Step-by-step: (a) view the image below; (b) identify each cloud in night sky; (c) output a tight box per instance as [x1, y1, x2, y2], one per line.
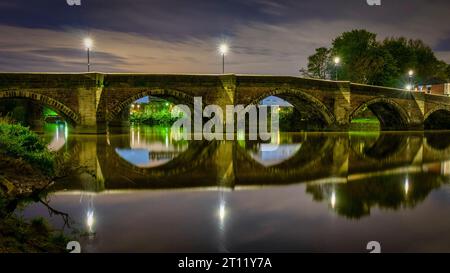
[0, 0, 449, 75]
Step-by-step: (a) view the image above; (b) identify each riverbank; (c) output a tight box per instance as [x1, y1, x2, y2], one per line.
[0, 118, 70, 252]
[0, 191, 69, 253]
[0, 118, 55, 196]
[0, 155, 53, 197]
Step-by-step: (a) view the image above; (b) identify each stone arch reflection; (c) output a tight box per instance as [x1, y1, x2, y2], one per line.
[349, 132, 408, 160]
[113, 126, 189, 168]
[348, 132, 424, 174]
[99, 127, 220, 189]
[236, 133, 341, 185]
[241, 133, 307, 168]
[245, 135, 303, 168]
[240, 133, 338, 169]
[425, 132, 450, 151]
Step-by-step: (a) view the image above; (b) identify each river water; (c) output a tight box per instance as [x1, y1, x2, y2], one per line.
[18, 124, 450, 252]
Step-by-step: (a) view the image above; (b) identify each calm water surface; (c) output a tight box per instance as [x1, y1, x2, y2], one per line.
[20, 124, 450, 252]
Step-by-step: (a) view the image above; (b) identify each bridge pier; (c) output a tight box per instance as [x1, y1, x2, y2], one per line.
[71, 82, 108, 134]
[107, 106, 131, 134]
[330, 82, 352, 131]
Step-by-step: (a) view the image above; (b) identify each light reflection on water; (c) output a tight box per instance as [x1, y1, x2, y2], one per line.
[115, 126, 188, 168]
[19, 126, 450, 252]
[41, 122, 68, 152]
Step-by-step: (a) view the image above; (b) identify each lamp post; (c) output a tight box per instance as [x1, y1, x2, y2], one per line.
[334, 56, 341, 81]
[219, 43, 228, 74]
[84, 38, 93, 72]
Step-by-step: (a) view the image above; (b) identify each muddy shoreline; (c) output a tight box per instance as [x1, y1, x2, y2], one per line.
[0, 153, 72, 253]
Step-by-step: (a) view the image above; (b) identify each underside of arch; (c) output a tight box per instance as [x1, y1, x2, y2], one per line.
[424, 109, 450, 130]
[107, 89, 194, 122]
[250, 90, 336, 131]
[0, 90, 80, 125]
[352, 99, 409, 131]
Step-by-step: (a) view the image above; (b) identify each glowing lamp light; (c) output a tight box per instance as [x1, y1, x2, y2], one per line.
[87, 210, 94, 232]
[334, 56, 341, 65]
[84, 38, 93, 50]
[406, 84, 413, 91]
[219, 203, 226, 219]
[331, 191, 336, 209]
[404, 178, 410, 195]
[408, 70, 414, 77]
[219, 43, 229, 55]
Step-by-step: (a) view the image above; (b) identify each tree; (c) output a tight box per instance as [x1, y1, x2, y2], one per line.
[446, 64, 450, 80]
[382, 38, 449, 85]
[301, 47, 331, 79]
[330, 29, 399, 86]
[364, 46, 399, 86]
[331, 30, 378, 84]
[303, 29, 450, 88]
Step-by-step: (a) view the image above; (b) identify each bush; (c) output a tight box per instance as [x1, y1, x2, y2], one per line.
[130, 109, 181, 126]
[0, 117, 55, 175]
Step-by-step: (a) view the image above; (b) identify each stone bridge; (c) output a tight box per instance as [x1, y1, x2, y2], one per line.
[1, 73, 450, 133]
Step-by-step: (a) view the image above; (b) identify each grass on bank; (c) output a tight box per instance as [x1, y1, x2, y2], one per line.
[0, 117, 55, 175]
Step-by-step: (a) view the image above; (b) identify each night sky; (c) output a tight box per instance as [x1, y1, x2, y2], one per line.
[0, 0, 449, 75]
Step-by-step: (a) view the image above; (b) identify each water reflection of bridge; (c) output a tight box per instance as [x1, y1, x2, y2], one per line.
[51, 130, 450, 193]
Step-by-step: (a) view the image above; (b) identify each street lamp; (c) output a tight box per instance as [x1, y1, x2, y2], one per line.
[84, 38, 93, 72]
[219, 43, 229, 74]
[334, 56, 341, 81]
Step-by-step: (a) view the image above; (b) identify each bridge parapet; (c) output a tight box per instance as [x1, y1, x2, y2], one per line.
[0, 72, 101, 89]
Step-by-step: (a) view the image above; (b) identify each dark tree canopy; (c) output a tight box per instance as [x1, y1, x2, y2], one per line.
[301, 29, 450, 88]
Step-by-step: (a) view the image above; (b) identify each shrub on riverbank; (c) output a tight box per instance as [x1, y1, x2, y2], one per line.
[0, 117, 54, 175]
[0, 118, 71, 253]
[130, 109, 181, 126]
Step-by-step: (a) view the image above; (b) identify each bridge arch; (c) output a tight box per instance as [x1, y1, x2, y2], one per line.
[248, 89, 336, 130]
[0, 90, 81, 125]
[351, 97, 411, 130]
[107, 88, 195, 122]
[424, 107, 450, 130]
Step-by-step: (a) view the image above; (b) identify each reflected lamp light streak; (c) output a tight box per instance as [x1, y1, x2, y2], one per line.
[331, 191, 336, 209]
